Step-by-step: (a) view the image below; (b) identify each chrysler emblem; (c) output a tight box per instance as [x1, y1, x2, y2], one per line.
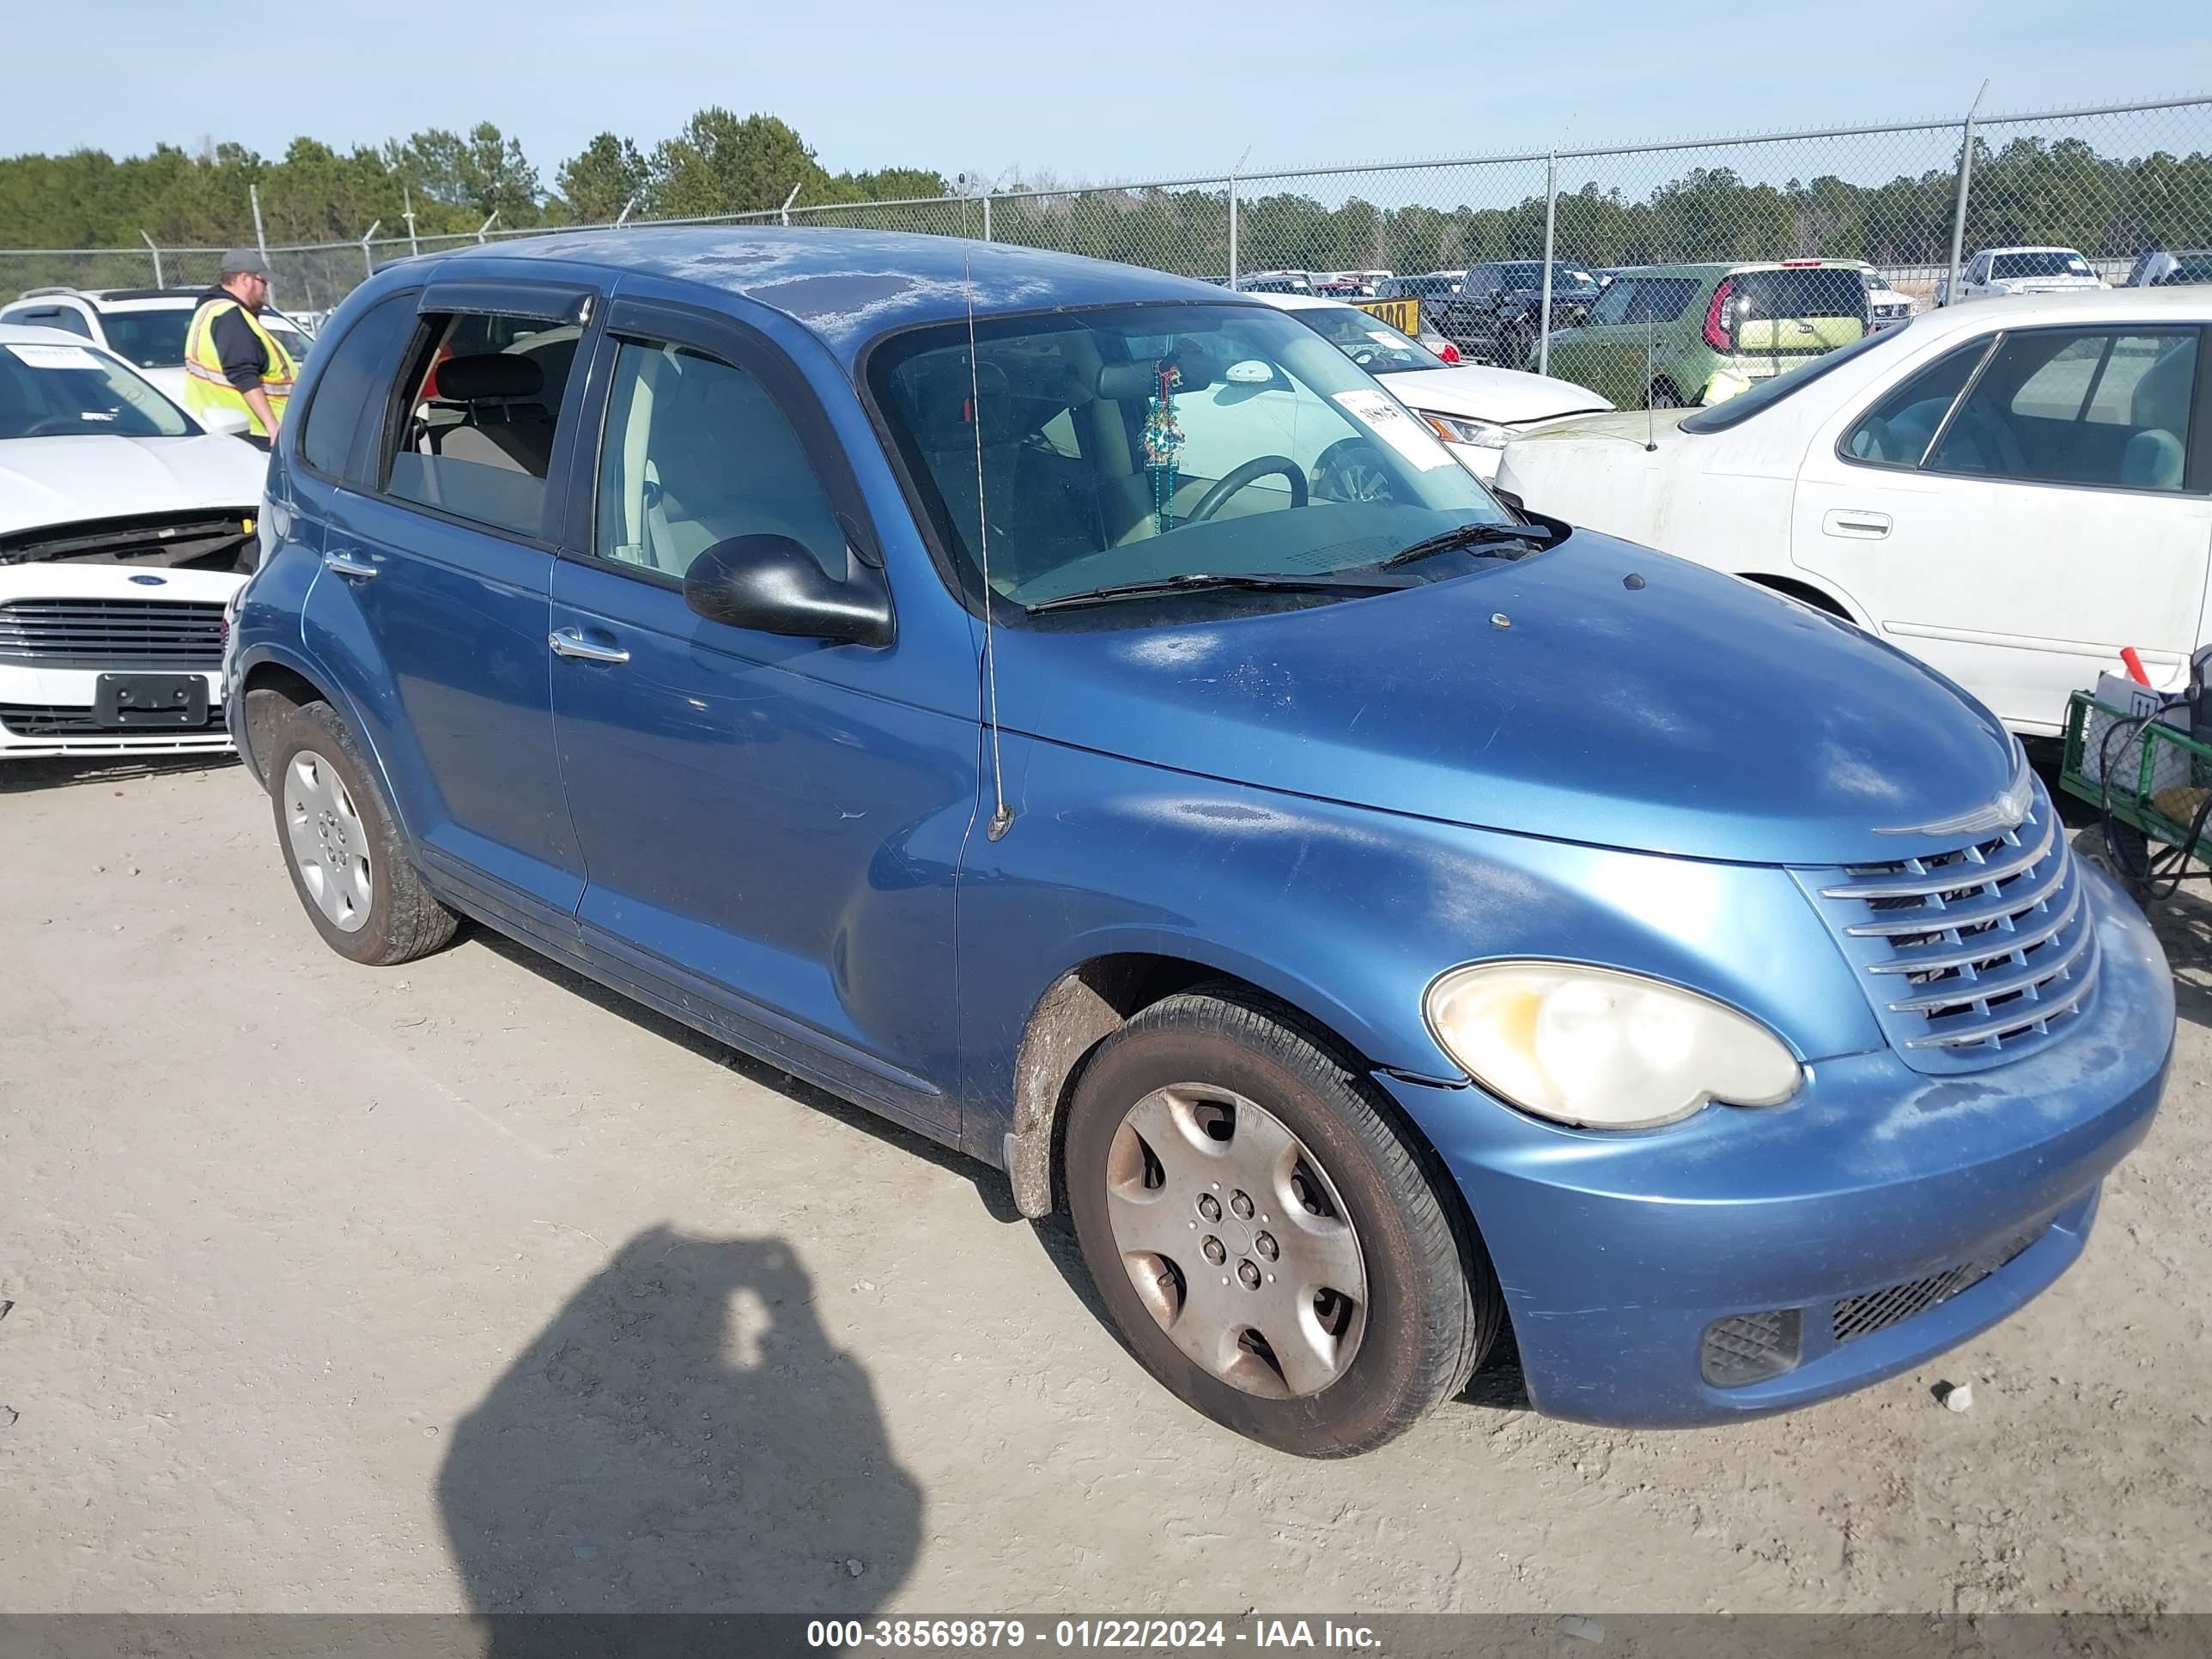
[1874, 739, 2032, 836]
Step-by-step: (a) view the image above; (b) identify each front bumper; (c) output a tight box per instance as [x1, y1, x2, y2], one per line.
[0, 662, 230, 759]
[1388, 862, 2172, 1427]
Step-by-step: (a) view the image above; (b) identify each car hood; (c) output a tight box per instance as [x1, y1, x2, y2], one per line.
[1994, 276, 2104, 292]
[0, 434, 264, 539]
[993, 530, 2016, 866]
[1385, 365, 1613, 427]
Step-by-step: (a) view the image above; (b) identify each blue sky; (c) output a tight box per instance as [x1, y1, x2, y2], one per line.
[5, 2, 2205, 187]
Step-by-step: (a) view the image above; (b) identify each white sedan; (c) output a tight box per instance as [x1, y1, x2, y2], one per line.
[0, 325, 265, 760]
[1249, 290, 1612, 481]
[1494, 287, 2209, 736]
[1938, 246, 2106, 305]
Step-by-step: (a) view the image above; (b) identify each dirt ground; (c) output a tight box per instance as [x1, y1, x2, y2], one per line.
[1, 754, 2207, 1618]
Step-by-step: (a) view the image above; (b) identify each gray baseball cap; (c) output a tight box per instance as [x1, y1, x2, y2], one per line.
[220, 248, 272, 278]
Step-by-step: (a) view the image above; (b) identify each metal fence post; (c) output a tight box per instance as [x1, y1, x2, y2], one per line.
[982, 193, 993, 243]
[1226, 177, 1239, 288]
[1538, 148, 1559, 376]
[1945, 80, 1989, 307]
[249, 184, 270, 271]
[138, 230, 162, 288]
[404, 185, 420, 256]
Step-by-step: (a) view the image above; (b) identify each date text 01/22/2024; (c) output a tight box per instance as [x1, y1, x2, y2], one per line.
[804, 1620, 1382, 1650]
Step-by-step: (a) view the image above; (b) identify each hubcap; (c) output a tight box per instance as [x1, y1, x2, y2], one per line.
[1103, 1084, 1368, 1400]
[283, 749, 374, 933]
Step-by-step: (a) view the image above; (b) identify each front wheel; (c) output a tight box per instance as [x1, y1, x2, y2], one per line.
[268, 699, 459, 965]
[1063, 987, 1500, 1456]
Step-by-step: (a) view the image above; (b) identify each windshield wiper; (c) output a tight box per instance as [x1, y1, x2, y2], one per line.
[1024, 571, 1408, 613]
[1374, 519, 1559, 570]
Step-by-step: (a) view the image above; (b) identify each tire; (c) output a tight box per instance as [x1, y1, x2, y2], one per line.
[267, 699, 458, 965]
[1063, 985, 1500, 1457]
[1649, 379, 1686, 410]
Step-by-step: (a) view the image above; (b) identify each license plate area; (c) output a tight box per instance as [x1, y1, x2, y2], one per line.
[94, 672, 208, 728]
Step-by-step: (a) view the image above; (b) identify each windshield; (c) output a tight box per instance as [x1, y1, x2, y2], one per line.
[98, 307, 193, 368]
[2159, 253, 2212, 285]
[1993, 251, 2092, 280]
[869, 303, 1510, 611]
[0, 340, 190, 439]
[1287, 305, 1441, 375]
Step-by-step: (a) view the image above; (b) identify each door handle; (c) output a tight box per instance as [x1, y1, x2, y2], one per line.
[322, 550, 379, 578]
[550, 627, 629, 665]
[1821, 509, 1892, 540]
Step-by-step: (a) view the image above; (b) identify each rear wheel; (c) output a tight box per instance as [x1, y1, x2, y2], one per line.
[268, 700, 458, 965]
[1649, 378, 1686, 409]
[1064, 986, 1499, 1456]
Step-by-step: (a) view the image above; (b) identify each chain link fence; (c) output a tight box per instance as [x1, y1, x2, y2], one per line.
[5, 92, 2207, 398]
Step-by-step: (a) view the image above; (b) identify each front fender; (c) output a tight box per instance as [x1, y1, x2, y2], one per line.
[957, 734, 1883, 1149]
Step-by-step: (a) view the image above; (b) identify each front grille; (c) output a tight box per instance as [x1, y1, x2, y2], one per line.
[1804, 777, 2098, 1074]
[0, 701, 223, 739]
[0, 599, 226, 667]
[1701, 1308, 1802, 1386]
[1832, 1224, 2047, 1345]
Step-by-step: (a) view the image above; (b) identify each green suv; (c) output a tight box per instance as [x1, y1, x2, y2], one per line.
[1541, 260, 1870, 408]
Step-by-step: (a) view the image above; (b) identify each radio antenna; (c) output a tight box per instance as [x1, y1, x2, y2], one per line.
[1644, 315, 1657, 451]
[965, 252, 1015, 842]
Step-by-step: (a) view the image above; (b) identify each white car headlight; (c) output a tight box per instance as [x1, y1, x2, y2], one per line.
[1425, 963, 1802, 1130]
[1422, 411, 1514, 449]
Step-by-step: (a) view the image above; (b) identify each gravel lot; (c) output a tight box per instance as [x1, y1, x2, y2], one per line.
[2, 754, 2208, 1618]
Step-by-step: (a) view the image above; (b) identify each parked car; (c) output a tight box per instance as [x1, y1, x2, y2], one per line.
[0, 324, 264, 760]
[1937, 246, 2106, 304]
[1850, 263, 1918, 330]
[0, 286, 317, 404]
[1232, 270, 1313, 295]
[1376, 270, 1467, 312]
[227, 229, 2169, 1456]
[2124, 249, 2212, 288]
[1497, 287, 2209, 735]
[1249, 290, 1612, 480]
[1443, 260, 1603, 367]
[1312, 269, 1393, 297]
[1540, 260, 1871, 409]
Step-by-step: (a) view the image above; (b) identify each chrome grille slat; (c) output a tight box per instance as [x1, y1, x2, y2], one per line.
[1884, 912, 2096, 1012]
[1865, 879, 2082, 974]
[1904, 950, 2100, 1048]
[1800, 778, 2099, 1075]
[1820, 810, 2056, 900]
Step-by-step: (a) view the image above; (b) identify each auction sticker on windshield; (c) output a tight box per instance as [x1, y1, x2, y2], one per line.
[1332, 388, 1455, 470]
[7, 343, 104, 371]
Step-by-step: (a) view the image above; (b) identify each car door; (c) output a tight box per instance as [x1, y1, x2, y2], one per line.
[1793, 320, 2212, 733]
[545, 295, 975, 1133]
[302, 276, 600, 928]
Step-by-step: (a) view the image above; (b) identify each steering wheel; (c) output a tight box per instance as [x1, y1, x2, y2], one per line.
[1311, 437, 1399, 504]
[1187, 454, 1308, 523]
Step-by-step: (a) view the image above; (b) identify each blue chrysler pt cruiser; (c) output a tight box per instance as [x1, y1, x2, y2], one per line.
[225, 229, 2172, 1456]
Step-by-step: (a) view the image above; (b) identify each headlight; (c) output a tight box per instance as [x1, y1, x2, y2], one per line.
[1425, 963, 1802, 1129]
[1422, 411, 1514, 449]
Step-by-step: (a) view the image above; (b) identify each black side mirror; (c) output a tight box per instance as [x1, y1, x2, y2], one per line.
[682, 534, 893, 647]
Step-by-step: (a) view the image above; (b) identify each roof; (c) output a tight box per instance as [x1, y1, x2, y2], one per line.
[0, 321, 124, 349]
[417, 228, 1250, 364]
[1872, 283, 2211, 345]
[1971, 246, 2087, 256]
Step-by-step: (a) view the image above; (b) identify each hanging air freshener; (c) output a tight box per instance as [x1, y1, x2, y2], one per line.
[1138, 358, 1184, 534]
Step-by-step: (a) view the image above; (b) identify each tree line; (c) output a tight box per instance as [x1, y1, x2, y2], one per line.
[3, 114, 2205, 286]
[0, 111, 948, 249]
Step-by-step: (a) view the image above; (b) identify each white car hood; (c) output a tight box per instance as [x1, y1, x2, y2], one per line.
[0, 434, 264, 540]
[1994, 276, 2104, 294]
[1382, 364, 1613, 427]
[0, 559, 246, 604]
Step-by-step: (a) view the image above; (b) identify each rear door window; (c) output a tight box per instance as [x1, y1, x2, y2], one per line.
[1924, 326, 2201, 492]
[1587, 276, 1702, 326]
[382, 311, 583, 538]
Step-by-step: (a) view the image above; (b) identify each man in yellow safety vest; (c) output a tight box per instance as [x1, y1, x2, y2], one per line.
[184, 249, 298, 447]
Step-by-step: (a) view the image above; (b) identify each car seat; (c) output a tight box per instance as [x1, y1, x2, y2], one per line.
[2121, 338, 2196, 490]
[428, 354, 555, 477]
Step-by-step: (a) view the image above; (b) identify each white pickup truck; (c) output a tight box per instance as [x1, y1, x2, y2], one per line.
[1937, 246, 2106, 305]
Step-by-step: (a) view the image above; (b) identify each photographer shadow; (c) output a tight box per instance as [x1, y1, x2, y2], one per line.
[439, 1226, 922, 1649]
